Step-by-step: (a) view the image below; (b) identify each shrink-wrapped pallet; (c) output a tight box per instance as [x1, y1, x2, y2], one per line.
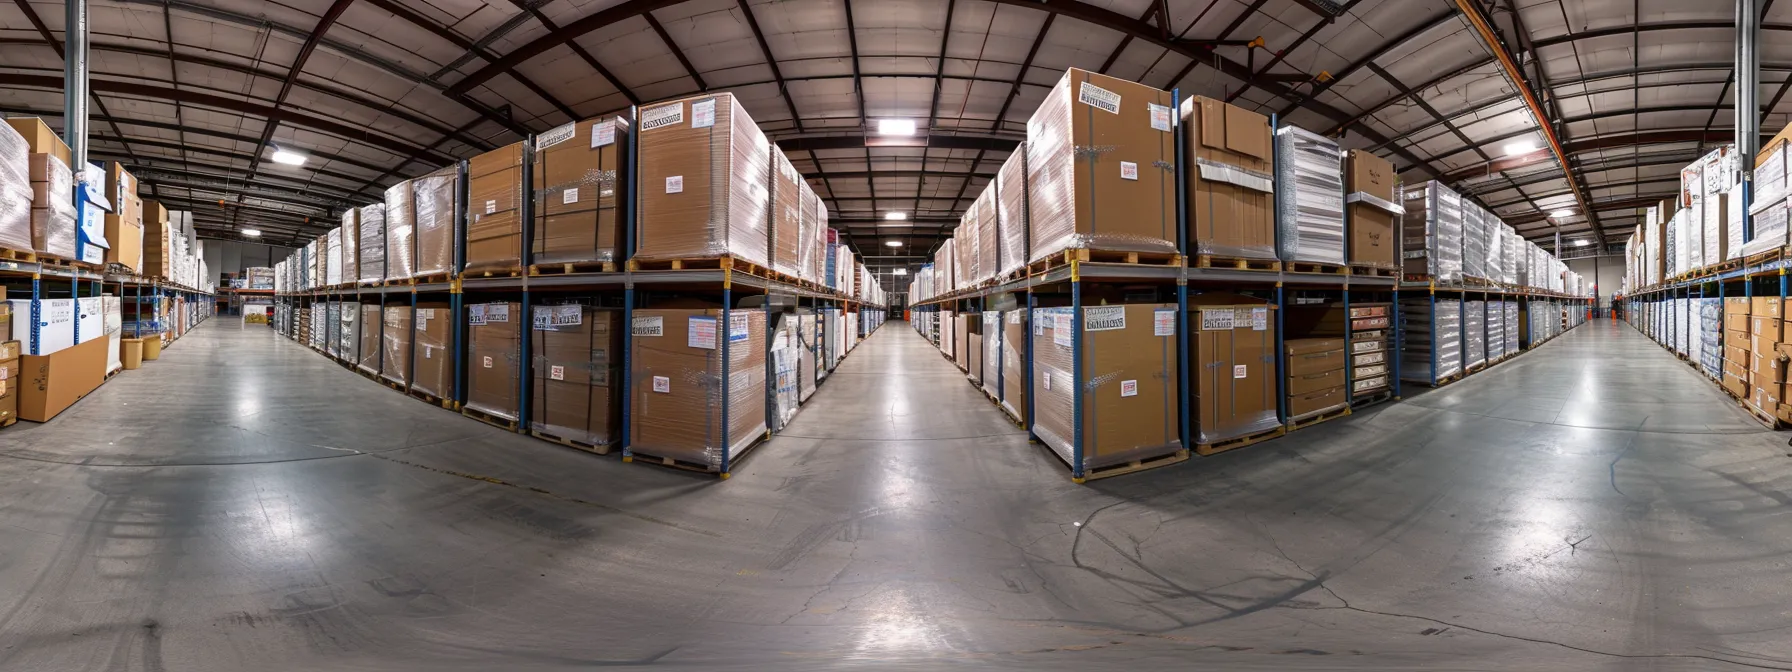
[1462, 204, 1488, 281]
[1464, 300, 1486, 368]
[0, 121, 32, 253]
[1401, 181, 1463, 283]
[1028, 69, 1178, 262]
[358, 204, 385, 284]
[1400, 297, 1461, 383]
[1274, 126, 1344, 265]
[381, 305, 411, 386]
[358, 303, 381, 373]
[635, 93, 771, 268]
[533, 114, 628, 266]
[340, 209, 359, 285]
[467, 302, 521, 420]
[1184, 96, 1275, 259]
[531, 305, 622, 446]
[385, 180, 415, 280]
[996, 146, 1028, 280]
[1189, 295, 1279, 445]
[467, 143, 525, 273]
[414, 165, 459, 277]
[27, 153, 76, 259]
[411, 303, 453, 399]
[1033, 303, 1180, 468]
[629, 308, 767, 469]
[770, 147, 803, 277]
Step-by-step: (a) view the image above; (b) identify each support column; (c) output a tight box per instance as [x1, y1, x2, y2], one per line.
[1739, 0, 1761, 191]
[63, 0, 88, 168]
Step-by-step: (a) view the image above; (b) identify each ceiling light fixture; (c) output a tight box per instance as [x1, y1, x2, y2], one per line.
[884, 211, 908, 221]
[1550, 209, 1573, 218]
[885, 240, 903, 247]
[1503, 140, 1538, 156]
[1574, 239, 1589, 247]
[892, 268, 908, 276]
[242, 228, 262, 237]
[271, 149, 308, 166]
[877, 119, 916, 137]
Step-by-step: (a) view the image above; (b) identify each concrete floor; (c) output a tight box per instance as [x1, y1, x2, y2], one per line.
[2, 318, 1791, 671]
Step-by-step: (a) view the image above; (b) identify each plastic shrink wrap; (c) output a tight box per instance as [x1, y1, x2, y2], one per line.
[1401, 297, 1461, 383]
[358, 303, 381, 372]
[384, 180, 415, 280]
[358, 204, 385, 284]
[635, 94, 771, 268]
[0, 122, 35, 253]
[1189, 294, 1278, 445]
[415, 165, 459, 277]
[996, 146, 1028, 280]
[1033, 303, 1180, 469]
[532, 305, 622, 446]
[467, 302, 521, 420]
[1401, 181, 1463, 283]
[770, 147, 803, 277]
[1028, 69, 1178, 263]
[340, 209, 359, 285]
[1274, 126, 1345, 265]
[381, 305, 411, 385]
[629, 308, 767, 469]
[467, 143, 525, 273]
[411, 303, 453, 399]
[1183, 96, 1274, 259]
[28, 153, 76, 259]
[534, 114, 628, 266]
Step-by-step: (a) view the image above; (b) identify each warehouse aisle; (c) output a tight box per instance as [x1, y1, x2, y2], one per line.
[4, 319, 1792, 670]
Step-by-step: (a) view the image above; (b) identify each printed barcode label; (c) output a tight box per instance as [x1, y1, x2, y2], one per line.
[550, 365, 565, 381]
[562, 188, 579, 204]
[666, 176, 684, 194]
[692, 99, 716, 128]
[1078, 82, 1121, 114]
[641, 103, 684, 131]
[592, 120, 616, 147]
[1200, 309, 1234, 330]
[1121, 162, 1138, 180]
[1148, 103, 1172, 132]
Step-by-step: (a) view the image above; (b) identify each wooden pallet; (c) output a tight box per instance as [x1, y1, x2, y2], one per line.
[628, 256, 770, 277]
[625, 432, 768, 478]
[1027, 248, 1181, 275]
[1287, 405, 1351, 431]
[530, 429, 616, 456]
[1195, 426, 1286, 457]
[0, 247, 36, 263]
[1286, 261, 1348, 276]
[415, 272, 453, 285]
[1192, 254, 1280, 272]
[529, 260, 618, 276]
[465, 267, 523, 278]
[462, 406, 520, 431]
[409, 387, 455, 410]
[1084, 448, 1189, 481]
[1741, 398, 1783, 429]
[1349, 264, 1397, 278]
[1350, 390, 1394, 408]
[1745, 248, 1784, 268]
[379, 376, 408, 393]
[1705, 259, 1743, 275]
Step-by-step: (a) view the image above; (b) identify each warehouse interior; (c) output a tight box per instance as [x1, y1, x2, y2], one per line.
[3, 0, 1792, 669]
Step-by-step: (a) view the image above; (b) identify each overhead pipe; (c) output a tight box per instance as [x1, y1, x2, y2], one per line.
[63, 0, 87, 168]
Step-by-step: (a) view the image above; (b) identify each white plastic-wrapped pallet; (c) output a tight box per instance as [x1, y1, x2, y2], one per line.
[1274, 126, 1345, 265]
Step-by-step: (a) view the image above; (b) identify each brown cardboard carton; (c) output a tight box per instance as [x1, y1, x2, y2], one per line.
[1753, 315, 1781, 338]
[1286, 347, 1345, 377]
[1752, 349, 1789, 384]
[534, 114, 629, 266]
[411, 303, 453, 399]
[1726, 344, 1751, 367]
[467, 143, 525, 273]
[630, 307, 767, 468]
[103, 214, 142, 272]
[1183, 96, 1275, 260]
[1345, 150, 1397, 269]
[1026, 69, 1178, 263]
[385, 180, 416, 280]
[1726, 312, 1751, 333]
[1753, 384, 1781, 413]
[1285, 337, 1344, 355]
[977, 187, 999, 283]
[967, 326, 984, 385]
[1724, 371, 1750, 397]
[532, 305, 622, 446]
[1001, 309, 1028, 424]
[0, 340, 17, 360]
[1752, 332, 1779, 357]
[1726, 296, 1751, 313]
[414, 166, 458, 278]
[19, 335, 106, 422]
[358, 303, 382, 374]
[0, 388, 13, 424]
[1724, 354, 1751, 380]
[1754, 296, 1783, 319]
[635, 93, 772, 268]
[1190, 293, 1279, 445]
[5, 118, 69, 166]
[340, 208, 359, 285]
[1289, 369, 1346, 396]
[1289, 386, 1346, 418]
[954, 312, 971, 372]
[1033, 303, 1180, 470]
[467, 302, 521, 420]
[380, 305, 412, 386]
[769, 148, 804, 277]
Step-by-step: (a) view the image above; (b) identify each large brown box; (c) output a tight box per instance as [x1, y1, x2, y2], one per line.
[953, 312, 971, 372]
[1289, 369, 1346, 396]
[534, 114, 629, 266]
[1026, 69, 1178, 263]
[358, 303, 382, 374]
[1001, 309, 1028, 424]
[466, 302, 521, 420]
[1033, 303, 1180, 471]
[769, 148, 804, 277]
[532, 305, 622, 446]
[1725, 344, 1751, 368]
[635, 93, 772, 268]
[467, 143, 525, 273]
[1752, 350, 1788, 384]
[411, 302, 453, 399]
[1191, 294, 1279, 445]
[964, 313, 983, 385]
[1752, 333, 1779, 358]
[1754, 296, 1783, 319]
[140, 200, 172, 279]
[380, 305, 412, 386]
[385, 180, 416, 281]
[103, 214, 142, 273]
[415, 166, 458, 277]
[1284, 338, 1345, 377]
[977, 187, 999, 285]
[1345, 149, 1398, 269]
[1182, 96, 1275, 260]
[1289, 386, 1346, 418]
[630, 307, 767, 469]
[1726, 312, 1751, 333]
[1752, 315, 1780, 338]
[1724, 371, 1750, 397]
[19, 335, 106, 422]
[1727, 296, 1752, 313]
[5, 118, 69, 166]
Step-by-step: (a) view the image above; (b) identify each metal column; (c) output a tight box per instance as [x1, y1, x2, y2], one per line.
[64, 0, 89, 168]
[1741, 0, 1762, 238]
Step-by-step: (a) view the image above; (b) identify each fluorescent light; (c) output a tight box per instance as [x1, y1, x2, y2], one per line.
[242, 228, 262, 237]
[892, 268, 908, 276]
[1503, 140, 1538, 156]
[877, 119, 916, 137]
[884, 211, 908, 221]
[271, 149, 308, 166]
[1550, 209, 1573, 218]
[885, 240, 903, 247]
[1575, 239, 1589, 246]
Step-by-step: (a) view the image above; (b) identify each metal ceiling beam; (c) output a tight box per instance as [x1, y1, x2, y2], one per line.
[9, 0, 143, 166]
[643, 11, 706, 91]
[1443, 129, 1740, 181]
[735, 0, 803, 131]
[1484, 176, 1682, 211]
[504, 0, 638, 107]
[993, 14, 1055, 134]
[773, 134, 1019, 153]
[1453, 0, 1602, 245]
[807, 169, 994, 181]
[361, 0, 578, 121]
[1275, 10, 1459, 117]
[1504, 194, 1669, 227]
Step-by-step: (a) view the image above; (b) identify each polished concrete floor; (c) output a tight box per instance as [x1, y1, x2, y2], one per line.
[3, 318, 1791, 670]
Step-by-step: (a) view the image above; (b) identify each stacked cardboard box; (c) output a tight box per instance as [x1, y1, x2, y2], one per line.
[533, 114, 628, 267]
[628, 307, 767, 469]
[358, 303, 381, 374]
[414, 165, 458, 278]
[467, 302, 521, 420]
[531, 304, 622, 446]
[1183, 96, 1275, 260]
[976, 187, 998, 285]
[385, 180, 415, 281]
[981, 309, 1001, 402]
[358, 203, 385, 284]
[995, 145, 1028, 280]
[1286, 338, 1346, 419]
[1400, 297, 1462, 384]
[770, 148, 804, 278]
[1749, 132, 1791, 258]
[1401, 181, 1464, 283]
[411, 303, 453, 400]
[1748, 297, 1787, 417]
[380, 305, 412, 386]
[103, 162, 142, 272]
[0, 122, 31, 254]
[1033, 303, 1180, 469]
[1346, 304, 1391, 395]
[16, 119, 77, 260]
[466, 143, 525, 273]
[1027, 69, 1178, 263]
[0, 338, 16, 424]
[1000, 309, 1027, 424]
[634, 93, 772, 268]
[962, 313, 982, 383]
[140, 200, 172, 279]
[340, 208, 359, 285]
[1190, 295, 1278, 446]
[1345, 150, 1398, 270]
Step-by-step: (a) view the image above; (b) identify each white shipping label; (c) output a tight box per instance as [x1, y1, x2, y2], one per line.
[1120, 162, 1138, 181]
[554, 304, 582, 326]
[1120, 380, 1138, 397]
[592, 120, 616, 147]
[689, 316, 718, 349]
[632, 316, 664, 336]
[424, 347, 433, 359]
[1148, 103, 1172, 132]
[550, 365, 565, 381]
[1200, 308, 1235, 330]
[482, 356, 493, 368]
[484, 200, 496, 215]
[537, 121, 576, 149]
[1010, 312, 1021, 324]
[1084, 306, 1126, 331]
[730, 314, 750, 341]
[666, 176, 684, 194]
[562, 188, 579, 204]
[1356, 350, 1385, 365]
[1251, 307, 1268, 331]
[641, 103, 684, 131]
[1233, 364, 1248, 379]
[692, 99, 716, 128]
[652, 375, 670, 393]
[1154, 308, 1176, 336]
[1078, 81, 1121, 114]
[1043, 371, 1051, 391]
[485, 304, 510, 323]
[1053, 315, 1072, 346]
[468, 304, 487, 326]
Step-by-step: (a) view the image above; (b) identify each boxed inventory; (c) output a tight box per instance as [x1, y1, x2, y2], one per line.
[1402, 181, 1464, 283]
[467, 302, 522, 420]
[1001, 309, 1027, 423]
[466, 143, 525, 273]
[411, 303, 453, 400]
[0, 121, 34, 254]
[635, 93, 772, 268]
[27, 152, 76, 260]
[414, 166, 458, 278]
[340, 209, 359, 285]
[1285, 337, 1346, 419]
[1189, 294, 1279, 445]
[1183, 96, 1275, 259]
[1400, 297, 1462, 384]
[381, 305, 412, 386]
[981, 310, 1001, 402]
[629, 307, 767, 468]
[103, 162, 142, 272]
[1027, 69, 1178, 263]
[1345, 150, 1399, 269]
[19, 335, 107, 422]
[532, 304, 622, 446]
[534, 114, 629, 267]
[1033, 303, 1181, 470]
[995, 146, 1028, 280]
[358, 303, 381, 373]
[770, 148, 804, 278]
[358, 204, 386, 284]
[1274, 126, 1345, 265]
[385, 180, 415, 280]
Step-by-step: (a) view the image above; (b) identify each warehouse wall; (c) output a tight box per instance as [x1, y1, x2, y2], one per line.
[1566, 255, 1622, 306]
[201, 240, 296, 283]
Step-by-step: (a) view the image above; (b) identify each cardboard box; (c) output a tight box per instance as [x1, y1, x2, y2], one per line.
[1724, 371, 1750, 397]
[141, 200, 172, 279]
[1345, 149, 1397, 269]
[0, 339, 17, 360]
[1752, 350, 1789, 384]
[1285, 339, 1345, 377]
[1289, 386, 1346, 418]
[1754, 296, 1783, 319]
[103, 214, 142, 272]
[1190, 294, 1278, 444]
[358, 303, 382, 373]
[414, 166, 458, 278]
[5, 118, 70, 166]
[531, 305, 622, 446]
[385, 180, 416, 281]
[1726, 344, 1751, 368]
[19, 334, 107, 422]
[466, 143, 525, 273]
[770, 148, 804, 278]
[1752, 333, 1780, 357]
[466, 302, 521, 420]
[1753, 315, 1781, 338]
[1289, 369, 1345, 396]
[357, 204, 385, 284]
[1001, 309, 1027, 424]
[534, 114, 629, 266]
[1033, 303, 1180, 469]
[410, 303, 453, 399]
[1025, 69, 1178, 263]
[1183, 95, 1274, 260]
[962, 313, 983, 384]
[1726, 312, 1751, 333]
[629, 306, 768, 468]
[1726, 296, 1751, 313]
[380, 305, 412, 386]
[1753, 385, 1781, 414]
[635, 93, 772, 268]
